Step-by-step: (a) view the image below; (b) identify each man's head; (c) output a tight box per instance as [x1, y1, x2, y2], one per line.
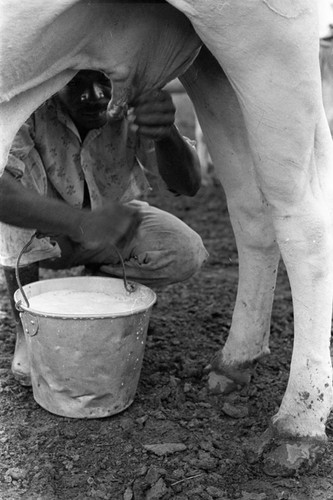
[57, 70, 112, 132]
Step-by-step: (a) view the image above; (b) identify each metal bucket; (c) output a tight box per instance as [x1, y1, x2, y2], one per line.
[14, 276, 156, 418]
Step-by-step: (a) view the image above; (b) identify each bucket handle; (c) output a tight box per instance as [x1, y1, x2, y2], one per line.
[15, 231, 136, 311]
[15, 232, 36, 310]
[109, 245, 136, 294]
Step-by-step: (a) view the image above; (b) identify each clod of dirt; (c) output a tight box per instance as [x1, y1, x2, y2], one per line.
[123, 486, 133, 500]
[240, 492, 267, 500]
[222, 401, 249, 419]
[5, 467, 27, 480]
[143, 443, 187, 456]
[145, 477, 168, 500]
[206, 485, 229, 498]
[145, 465, 167, 485]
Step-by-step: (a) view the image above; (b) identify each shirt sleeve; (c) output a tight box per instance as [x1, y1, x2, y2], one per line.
[5, 116, 48, 195]
[6, 116, 38, 179]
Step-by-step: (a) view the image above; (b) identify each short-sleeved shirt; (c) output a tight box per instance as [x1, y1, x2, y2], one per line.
[5, 95, 151, 208]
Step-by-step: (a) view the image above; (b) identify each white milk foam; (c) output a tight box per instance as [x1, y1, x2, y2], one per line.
[28, 289, 143, 315]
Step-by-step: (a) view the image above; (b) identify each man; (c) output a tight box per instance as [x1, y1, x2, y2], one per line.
[0, 70, 208, 385]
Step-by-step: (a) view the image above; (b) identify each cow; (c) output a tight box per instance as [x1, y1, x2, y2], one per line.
[191, 0, 333, 183]
[0, 0, 332, 476]
[320, 33, 333, 136]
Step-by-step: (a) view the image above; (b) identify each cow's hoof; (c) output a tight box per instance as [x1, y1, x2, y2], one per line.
[247, 426, 327, 477]
[263, 440, 326, 476]
[206, 357, 254, 395]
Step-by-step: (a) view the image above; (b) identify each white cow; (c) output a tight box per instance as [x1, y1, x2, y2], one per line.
[1, 0, 332, 476]
[196, 0, 333, 180]
[318, 0, 333, 38]
[320, 34, 333, 136]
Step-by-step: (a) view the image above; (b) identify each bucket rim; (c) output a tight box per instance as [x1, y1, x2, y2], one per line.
[14, 276, 157, 318]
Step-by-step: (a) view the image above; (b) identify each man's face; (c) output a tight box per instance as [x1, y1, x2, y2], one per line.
[58, 70, 112, 131]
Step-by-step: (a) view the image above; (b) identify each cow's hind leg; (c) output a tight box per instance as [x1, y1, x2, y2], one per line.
[182, 50, 281, 394]
[177, 0, 333, 474]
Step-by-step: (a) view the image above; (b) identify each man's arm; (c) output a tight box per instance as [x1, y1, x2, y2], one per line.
[129, 90, 202, 196]
[0, 171, 82, 237]
[154, 124, 201, 196]
[0, 172, 141, 250]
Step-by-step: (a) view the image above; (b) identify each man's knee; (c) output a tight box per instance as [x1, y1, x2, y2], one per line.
[101, 226, 208, 287]
[144, 225, 208, 284]
[99, 206, 209, 287]
[173, 229, 209, 281]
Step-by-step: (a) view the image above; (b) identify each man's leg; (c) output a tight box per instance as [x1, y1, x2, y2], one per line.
[46, 201, 208, 286]
[1, 235, 81, 386]
[0, 225, 62, 386]
[38, 201, 208, 287]
[98, 201, 209, 288]
[2, 263, 39, 385]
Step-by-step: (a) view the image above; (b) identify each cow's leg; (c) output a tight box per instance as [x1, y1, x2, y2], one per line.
[181, 50, 280, 394]
[174, 0, 333, 474]
[320, 39, 333, 136]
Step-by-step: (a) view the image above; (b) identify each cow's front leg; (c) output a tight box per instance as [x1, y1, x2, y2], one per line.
[178, 0, 333, 474]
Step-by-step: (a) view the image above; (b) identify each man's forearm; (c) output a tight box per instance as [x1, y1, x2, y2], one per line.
[0, 172, 83, 240]
[0, 172, 142, 251]
[155, 125, 202, 196]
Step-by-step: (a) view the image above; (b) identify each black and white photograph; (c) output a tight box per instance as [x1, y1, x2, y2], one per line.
[0, 1, 333, 499]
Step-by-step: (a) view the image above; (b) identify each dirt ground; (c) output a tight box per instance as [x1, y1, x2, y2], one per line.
[0, 95, 333, 500]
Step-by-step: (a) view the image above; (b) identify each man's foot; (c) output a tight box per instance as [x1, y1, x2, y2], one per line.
[11, 328, 31, 386]
[3, 265, 36, 387]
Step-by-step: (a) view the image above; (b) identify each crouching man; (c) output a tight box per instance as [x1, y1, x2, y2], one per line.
[0, 70, 208, 385]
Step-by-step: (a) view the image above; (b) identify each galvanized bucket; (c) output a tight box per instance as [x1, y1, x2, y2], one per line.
[14, 276, 156, 418]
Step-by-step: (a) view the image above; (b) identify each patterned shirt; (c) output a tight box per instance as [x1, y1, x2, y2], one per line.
[5, 96, 151, 209]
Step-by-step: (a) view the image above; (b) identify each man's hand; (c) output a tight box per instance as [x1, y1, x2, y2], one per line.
[71, 202, 142, 253]
[128, 90, 176, 141]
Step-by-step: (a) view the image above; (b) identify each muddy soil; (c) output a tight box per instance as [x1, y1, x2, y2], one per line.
[1, 92, 333, 500]
[0, 181, 332, 500]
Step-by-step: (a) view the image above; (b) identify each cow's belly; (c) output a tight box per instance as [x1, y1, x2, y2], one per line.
[0, 2, 201, 104]
[0, 1, 201, 176]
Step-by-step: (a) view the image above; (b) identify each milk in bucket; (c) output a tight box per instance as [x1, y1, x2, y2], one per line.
[14, 276, 156, 418]
[28, 288, 150, 315]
